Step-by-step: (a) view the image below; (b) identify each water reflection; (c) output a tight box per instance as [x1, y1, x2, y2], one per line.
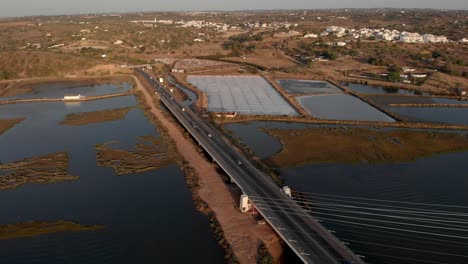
[0, 87, 224, 263]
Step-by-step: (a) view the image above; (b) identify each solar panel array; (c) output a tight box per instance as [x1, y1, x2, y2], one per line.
[188, 76, 298, 116]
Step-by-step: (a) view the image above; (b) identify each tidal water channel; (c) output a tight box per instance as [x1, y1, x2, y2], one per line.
[225, 121, 468, 264]
[0, 83, 225, 263]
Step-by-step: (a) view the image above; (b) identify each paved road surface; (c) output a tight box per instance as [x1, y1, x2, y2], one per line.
[136, 69, 365, 264]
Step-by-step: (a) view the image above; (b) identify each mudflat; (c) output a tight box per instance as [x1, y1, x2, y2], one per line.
[0, 152, 78, 190]
[0, 220, 104, 240]
[0, 118, 25, 135]
[0, 87, 33, 98]
[266, 127, 468, 167]
[95, 135, 175, 175]
[60, 107, 133, 126]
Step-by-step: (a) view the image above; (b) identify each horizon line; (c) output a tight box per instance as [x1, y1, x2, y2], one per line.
[1, 7, 467, 20]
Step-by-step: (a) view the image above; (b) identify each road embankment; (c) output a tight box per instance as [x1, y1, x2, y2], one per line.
[388, 103, 468, 108]
[328, 79, 403, 121]
[0, 91, 132, 105]
[261, 73, 310, 116]
[216, 114, 468, 131]
[132, 74, 282, 264]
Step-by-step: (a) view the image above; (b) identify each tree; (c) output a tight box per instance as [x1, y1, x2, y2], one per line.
[0, 71, 8, 80]
[387, 66, 401, 82]
[432, 50, 443, 59]
[323, 50, 337, 60]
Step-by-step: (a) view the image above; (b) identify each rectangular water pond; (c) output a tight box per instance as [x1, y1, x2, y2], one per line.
[297, 94, 396, 122]
[188, 75, 298, 116]
[366, 95, 468, 106]
[389, 107, 468, 125]
[0, 82, 132, 101]
[277, 79, 343, 94]
[344, 83, 427, 95]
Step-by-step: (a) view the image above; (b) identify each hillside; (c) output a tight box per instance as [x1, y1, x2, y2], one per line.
[0, 51, 99, 80]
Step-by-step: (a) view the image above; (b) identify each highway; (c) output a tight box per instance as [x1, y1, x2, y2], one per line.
[135, 68, 365, 264]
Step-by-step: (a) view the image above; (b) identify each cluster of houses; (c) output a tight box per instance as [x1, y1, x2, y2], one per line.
[310, 26, 456, 44]
[399, 67, 428, 83]
[377, 67, 429, 84]
[130, 18, 304, 33]
[130, 18, 230, 31]
[242, 21, 299, 30]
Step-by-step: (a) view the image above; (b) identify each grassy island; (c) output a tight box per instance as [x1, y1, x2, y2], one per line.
[60, 107, 133, 126]
[96, 135, 175, 175]
[266, 127, 468, 167]
[0, 152, 78, 190]
[0, 220, 104, 240]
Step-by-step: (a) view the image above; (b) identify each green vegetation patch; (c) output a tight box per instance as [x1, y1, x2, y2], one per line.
[266, 127, 468, 167]
[0, 220, 104, 240]
[257, 242, 274, 264]
[0, 152, 78, 190]
[0, 51, 98, 80]
[96, 135, 175, 175]
[60, 107, 133, 126]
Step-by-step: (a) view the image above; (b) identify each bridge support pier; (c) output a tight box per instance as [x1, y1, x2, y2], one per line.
[282, 186, 292, 197]
[239, 194, 252, 213]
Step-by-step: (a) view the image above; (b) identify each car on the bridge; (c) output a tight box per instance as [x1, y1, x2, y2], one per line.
[237, 160, 242, 165]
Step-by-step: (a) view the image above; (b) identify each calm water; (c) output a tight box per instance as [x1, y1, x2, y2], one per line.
[167, 76, 197, 108]
[0, 89, 224, 263]
[432, 97, 468, 104]
[366, 95, 468, 106]
[277, 79, 342, 94]
[297, 94, 396, 122]
[225, 121, 468, 264]
[0, 82, 132, 101]
[345, 83, 428, 95]
[389, 107, 468, 125]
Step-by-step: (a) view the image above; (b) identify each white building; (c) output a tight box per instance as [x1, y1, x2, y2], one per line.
[63, 95, 83, 101]
[423, 34, 448, 43]
[400, 32, 424, 43]
[273, 31, 301, 38]
[326, 26, 339, 33]
[303, 33, 318, 38]
[411, 73, 428, 78]
[48, 43, 65, 49]
[402, 67, 416, 73]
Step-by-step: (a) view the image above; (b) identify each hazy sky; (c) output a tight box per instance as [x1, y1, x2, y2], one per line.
[1, 0, 467, 18]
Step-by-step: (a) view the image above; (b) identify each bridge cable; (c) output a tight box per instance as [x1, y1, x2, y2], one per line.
[292, 191, 468, 209]
[253, 206, 468, 240]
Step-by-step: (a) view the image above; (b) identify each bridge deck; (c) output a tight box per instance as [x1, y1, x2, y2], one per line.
[136, 69, 365, 264]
